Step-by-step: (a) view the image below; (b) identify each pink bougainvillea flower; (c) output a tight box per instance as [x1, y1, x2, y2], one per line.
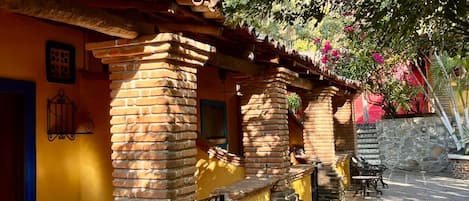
[321, 41, 332, 53]
[344, 26, 354, 32]
[321, 55, 329, 64]
[372, 53, 385, 64]
[314, 37, 321, 44]
[332, 50, 340, 58]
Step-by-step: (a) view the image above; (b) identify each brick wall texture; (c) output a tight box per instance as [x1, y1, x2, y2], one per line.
[333, 98, 356, 153]
[87, 33, 213, 201]
[302, 86, 338, 165]
[239, 68, 295, 178]
[450, 159, 469, 180]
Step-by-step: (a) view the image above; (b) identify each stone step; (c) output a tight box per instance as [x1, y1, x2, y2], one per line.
[356, 129, 378, 134]
[363, 159, 381, 165]
[358, 154, 380, 159]
[358, 148, 380, 154]
[356, 123, 381, 165]
[356, 124, 376, 129]
[357, 133, 377, 139]
[357, 138, 378, 144]
[357, 143, 379, 149]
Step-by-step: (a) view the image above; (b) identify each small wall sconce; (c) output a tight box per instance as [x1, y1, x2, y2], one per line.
[47, 89, 93, 141]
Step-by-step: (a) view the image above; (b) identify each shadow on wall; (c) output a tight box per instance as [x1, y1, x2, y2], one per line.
[195, 148, 245, 200]
[100, 43, 208, 199]
[333, 117, 354, 152]
[333, 96, 354, 152]
[240, 81, 289, 177]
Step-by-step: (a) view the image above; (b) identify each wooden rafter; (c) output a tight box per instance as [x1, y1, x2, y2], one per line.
[274, 67, 314, 90]
[158, 22, 223, 37]
[290, 76, 313, 90]
[0, 0, 154, 39]
[77, 0, 175, 12]
[208, 53, 265, 75]
[80, 0, 208, 23]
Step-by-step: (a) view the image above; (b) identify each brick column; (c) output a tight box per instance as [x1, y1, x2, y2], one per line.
[239, 68, 292, 178]
[87, 33, 213, 201]
[333, 97, 357, 153]
[302, 86, 338, 165]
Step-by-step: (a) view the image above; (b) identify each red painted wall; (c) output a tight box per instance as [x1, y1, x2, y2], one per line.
[354, 63, 428, 124]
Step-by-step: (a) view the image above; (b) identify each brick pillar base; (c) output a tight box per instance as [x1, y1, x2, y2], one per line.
[87, 33, 213, 201]
[239, 68, 292, 179]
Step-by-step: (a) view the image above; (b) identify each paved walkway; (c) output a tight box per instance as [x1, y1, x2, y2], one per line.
[346, 170, 469, 201]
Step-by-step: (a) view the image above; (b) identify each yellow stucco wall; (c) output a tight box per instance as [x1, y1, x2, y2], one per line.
[336, 156, 351, 189]
[241, 188, 271, 201]
[291, 175, 312, 201]
[0, 11, 112, 201]
[288, 114, 304, 148]
[196, 148, 245, 200]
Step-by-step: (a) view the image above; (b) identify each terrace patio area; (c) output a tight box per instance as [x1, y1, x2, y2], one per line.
[346, 169, 469, 201]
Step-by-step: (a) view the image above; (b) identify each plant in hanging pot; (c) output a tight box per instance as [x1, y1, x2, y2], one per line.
[287, 92, 302, 115]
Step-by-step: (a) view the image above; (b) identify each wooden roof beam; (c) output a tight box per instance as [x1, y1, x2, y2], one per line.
[0, 0, 154, 39]
[274, 67, 313, 90]
[208, 53, 264, 75]
[290, 76, 313, 90]
[157, 22, 223, 37]
[77, 0, 175, 12]
[334, 88, 355, 97]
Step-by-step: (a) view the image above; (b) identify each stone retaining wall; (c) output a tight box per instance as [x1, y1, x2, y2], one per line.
[449, 154, 469, 179]
[376, 116, 455, 172]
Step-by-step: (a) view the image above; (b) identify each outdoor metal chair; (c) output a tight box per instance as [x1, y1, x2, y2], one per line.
[351, 156, 388, 188]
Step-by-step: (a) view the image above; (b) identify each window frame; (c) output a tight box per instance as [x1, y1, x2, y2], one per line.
[199, 99, 228, 149]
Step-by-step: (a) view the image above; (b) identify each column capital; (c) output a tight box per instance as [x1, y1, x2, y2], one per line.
[238, 67, 298, 86]
[303, 86, 339, 99]
[86, 33, 215, 67]
[334, 88, 361, 101]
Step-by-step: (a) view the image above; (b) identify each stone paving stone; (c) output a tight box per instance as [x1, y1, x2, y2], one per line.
[345, 170, 469, 201]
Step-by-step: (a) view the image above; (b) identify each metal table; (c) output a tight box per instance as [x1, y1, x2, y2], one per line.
[352, 175, 382, 197]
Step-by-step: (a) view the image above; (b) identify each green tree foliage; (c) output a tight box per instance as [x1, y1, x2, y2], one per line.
[350, 0, 469, 57]
[220, 1, 428, 117]
[222, 0, 344, 46]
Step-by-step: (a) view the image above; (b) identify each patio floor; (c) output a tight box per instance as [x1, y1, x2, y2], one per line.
[345, 169, 469, 201]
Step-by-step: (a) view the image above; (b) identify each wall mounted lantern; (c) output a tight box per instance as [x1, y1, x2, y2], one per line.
[47, 89, 93, 141]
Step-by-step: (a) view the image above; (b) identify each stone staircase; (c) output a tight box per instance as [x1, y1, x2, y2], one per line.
[316, 165, 343, 201]
[356, 124, 381, 165]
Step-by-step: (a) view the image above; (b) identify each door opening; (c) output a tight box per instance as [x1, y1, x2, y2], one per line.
[0, 93, 25, 201]
[0, 79, 36, 201]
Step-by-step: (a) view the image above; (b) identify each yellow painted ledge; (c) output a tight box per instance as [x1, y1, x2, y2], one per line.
[241, 188, 271, 201]
[290, 165, 314, 201]
[336, 154, 352, 189]
[291, 175, 312, 201]
[195, 148, 245, 200]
